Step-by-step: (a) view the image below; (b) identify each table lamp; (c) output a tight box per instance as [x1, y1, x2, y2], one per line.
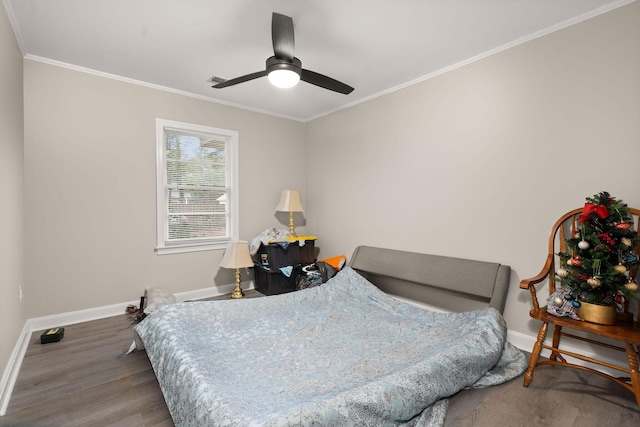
[219, 241, 254, 299]
[275, 189, 304, 238]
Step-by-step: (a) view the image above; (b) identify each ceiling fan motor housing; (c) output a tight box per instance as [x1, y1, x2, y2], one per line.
[266, 56, 302, 76]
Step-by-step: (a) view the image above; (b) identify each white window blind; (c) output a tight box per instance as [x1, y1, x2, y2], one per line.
[156, 119, 238, 254]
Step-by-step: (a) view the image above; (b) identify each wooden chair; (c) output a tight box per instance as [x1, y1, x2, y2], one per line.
[520, 207, 640, 404]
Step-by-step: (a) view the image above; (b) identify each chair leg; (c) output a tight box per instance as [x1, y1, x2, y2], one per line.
[524, 322, 548, 387]
[550, 325, 562, 361]
[626, 343, 640, 405]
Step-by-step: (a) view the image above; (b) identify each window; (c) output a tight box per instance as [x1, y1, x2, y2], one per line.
[156, 119, 238, 254]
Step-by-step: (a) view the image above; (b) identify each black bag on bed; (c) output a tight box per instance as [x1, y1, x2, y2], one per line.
[295, 261, 338, 290]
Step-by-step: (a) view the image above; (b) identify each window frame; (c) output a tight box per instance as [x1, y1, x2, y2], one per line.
[155, 118, 239, 255]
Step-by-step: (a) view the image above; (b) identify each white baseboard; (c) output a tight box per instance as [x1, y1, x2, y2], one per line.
[28, 281, 250, 331]
[0, 281, 252, 416]
[0, 321, 31, 416]
[506, 329, 535, 352]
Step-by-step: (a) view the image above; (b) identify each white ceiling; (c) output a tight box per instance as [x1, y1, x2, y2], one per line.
[4, 0, 632, 121]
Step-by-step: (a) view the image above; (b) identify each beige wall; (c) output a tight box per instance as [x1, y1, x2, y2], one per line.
[305, 2, 640, 337]
[23, 61, 306, 317]
[0, 2, 25, 393]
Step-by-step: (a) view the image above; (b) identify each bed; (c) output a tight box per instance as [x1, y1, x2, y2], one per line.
[134, 246, 526, 426]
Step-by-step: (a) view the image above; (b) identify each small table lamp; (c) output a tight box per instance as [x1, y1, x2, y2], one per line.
[219, 241, 254, 299]
[275, 189, 304, 238]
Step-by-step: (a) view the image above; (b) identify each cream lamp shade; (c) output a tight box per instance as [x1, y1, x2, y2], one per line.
[220, 241, 253, 269]
[275, 189, 304, 213]
[220, 241, 253, 299]
[275, 190, 304, 238]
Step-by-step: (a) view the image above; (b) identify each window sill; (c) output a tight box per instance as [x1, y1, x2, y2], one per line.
[156, 241, 228, 255]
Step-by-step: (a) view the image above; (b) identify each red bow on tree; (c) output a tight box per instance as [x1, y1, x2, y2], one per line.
[578, 202, 610, 223]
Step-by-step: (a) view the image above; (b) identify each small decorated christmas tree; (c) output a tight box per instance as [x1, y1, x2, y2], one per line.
[556, 192, 639, 307]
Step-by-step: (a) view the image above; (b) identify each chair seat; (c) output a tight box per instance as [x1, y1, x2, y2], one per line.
[531, 307, 640, 344]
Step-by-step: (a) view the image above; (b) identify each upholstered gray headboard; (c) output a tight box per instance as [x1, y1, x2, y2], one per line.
[349, 246, 511, 314]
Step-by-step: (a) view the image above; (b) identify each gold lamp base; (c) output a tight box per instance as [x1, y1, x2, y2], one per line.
[288, 211, 297, 238]
[230, 268, 244, 299]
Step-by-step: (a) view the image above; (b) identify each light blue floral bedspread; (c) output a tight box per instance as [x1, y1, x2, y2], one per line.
[135, 267, 526, 426]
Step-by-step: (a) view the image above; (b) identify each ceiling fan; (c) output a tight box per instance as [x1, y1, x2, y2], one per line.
[211, 12, 354, 95]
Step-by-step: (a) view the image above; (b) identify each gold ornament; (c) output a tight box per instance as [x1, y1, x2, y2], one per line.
[587, 277, 602, 288]
[621, 237, 632, 247]
[624, 278, 639, 292]
[613, 264, 627, 274]
[556, 268, 569, 278]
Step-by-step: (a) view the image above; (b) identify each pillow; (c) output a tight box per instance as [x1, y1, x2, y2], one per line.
[128, 330, 146, 353]
[127, 287, 176, 354]
[143, 287, 177, 315]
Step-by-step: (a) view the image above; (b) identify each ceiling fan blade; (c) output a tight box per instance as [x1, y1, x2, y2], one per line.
[272, 13, 295, 61]
[300, 69, 354, 94]
[212, 71, 267, 89]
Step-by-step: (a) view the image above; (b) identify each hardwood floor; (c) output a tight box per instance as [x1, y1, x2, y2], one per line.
[2, 291, 639, 426]
[445, 364, 640, 426]
[1, 310, 172, 427]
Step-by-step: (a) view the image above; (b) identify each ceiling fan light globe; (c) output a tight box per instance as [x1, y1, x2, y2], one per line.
[268, 69, 300, 89]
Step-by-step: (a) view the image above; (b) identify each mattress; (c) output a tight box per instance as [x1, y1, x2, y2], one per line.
[135, 266, 526, 426]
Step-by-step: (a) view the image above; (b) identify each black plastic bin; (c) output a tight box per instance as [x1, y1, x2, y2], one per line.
[255, 240, 315, 269]
[254, 268, 296, 295]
